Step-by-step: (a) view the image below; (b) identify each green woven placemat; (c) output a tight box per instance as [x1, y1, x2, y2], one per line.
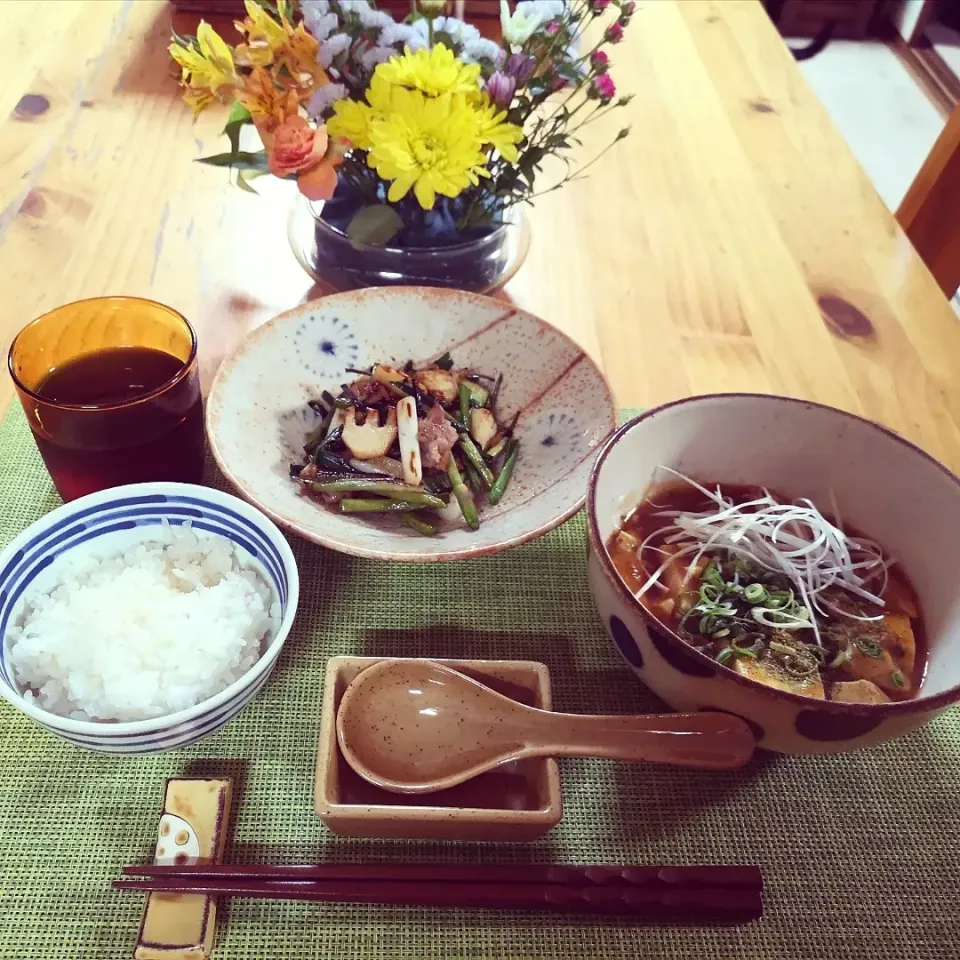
[0, 403, 958, 960]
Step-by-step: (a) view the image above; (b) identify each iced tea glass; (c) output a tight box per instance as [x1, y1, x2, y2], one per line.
[8, 296, 204, 501]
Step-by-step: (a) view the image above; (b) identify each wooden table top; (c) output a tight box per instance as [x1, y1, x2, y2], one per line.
[3, 0, 960, 468]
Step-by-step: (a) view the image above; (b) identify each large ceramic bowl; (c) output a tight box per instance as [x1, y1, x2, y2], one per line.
[207, 287, 616, 561]
[587, 394, 960, 754]
[0, 483, 299, 754]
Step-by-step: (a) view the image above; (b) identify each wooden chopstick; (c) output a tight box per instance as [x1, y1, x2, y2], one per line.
[114, 876, 762, 922]
[121, 862, 763, 889]
[115, 864, 763, 923]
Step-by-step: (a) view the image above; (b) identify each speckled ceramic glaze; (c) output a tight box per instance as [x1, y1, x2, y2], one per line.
[207, 287, 615, 561]
[587, 394, 960, 754]
[336, 659, 754, 793]
[314, 657, 562, 842]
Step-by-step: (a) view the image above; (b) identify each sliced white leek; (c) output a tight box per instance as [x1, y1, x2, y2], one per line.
[396, 396, 422, 486]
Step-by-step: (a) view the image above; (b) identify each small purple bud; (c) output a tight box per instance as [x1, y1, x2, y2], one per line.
[506, 53, 537, 87]
[485, 71, 517, 107]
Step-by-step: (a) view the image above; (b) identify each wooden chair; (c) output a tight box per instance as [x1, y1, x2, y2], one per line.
[896, 104, 960, 301]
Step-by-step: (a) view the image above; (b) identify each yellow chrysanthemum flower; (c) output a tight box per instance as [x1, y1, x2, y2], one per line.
[377, 45, 481, 98]
[366, 88, 492, 210]
[169, 21, 236, 114]
[327, 74, 393, 151]
[472, 97, 524, 164]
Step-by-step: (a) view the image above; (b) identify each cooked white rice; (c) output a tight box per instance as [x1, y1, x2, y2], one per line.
[8, 524, 279, 722]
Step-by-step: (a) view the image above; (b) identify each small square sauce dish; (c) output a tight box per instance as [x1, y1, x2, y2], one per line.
[315, 657, 562, 841]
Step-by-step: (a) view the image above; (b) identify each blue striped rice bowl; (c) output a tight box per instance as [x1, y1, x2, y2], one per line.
[0, 483, 299, 754]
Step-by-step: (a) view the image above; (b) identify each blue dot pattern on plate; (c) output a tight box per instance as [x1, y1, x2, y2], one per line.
[524, 411, 584, 466]
[293, 315, 359, 379]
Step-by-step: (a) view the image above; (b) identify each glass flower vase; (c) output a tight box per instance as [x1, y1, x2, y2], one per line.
[288, 195, 530, 294]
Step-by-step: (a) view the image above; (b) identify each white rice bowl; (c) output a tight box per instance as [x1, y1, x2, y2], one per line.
[8, 523, 280, 722]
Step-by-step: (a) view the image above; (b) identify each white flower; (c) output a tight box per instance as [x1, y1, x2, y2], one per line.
[563, 42, 587, 79]
[379, 21, 415, 46]
[357, 6, 395, 30]
[337, 0, 372, 15]
[304, 10, 338, 42]
[307, 82, 347, 119]
[379, 21, 427, 51]
[300, 0, 331, 20]
[516, 0, 568, 21]
[318, 33, 352, 68]
[461, 37, 506, 68]
[412, 15, 480, 46]
[359, 46, 396, 71]
[500, 0, 550, 48]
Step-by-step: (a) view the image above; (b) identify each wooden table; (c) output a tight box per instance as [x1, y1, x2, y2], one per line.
[3, 0, 960, 468]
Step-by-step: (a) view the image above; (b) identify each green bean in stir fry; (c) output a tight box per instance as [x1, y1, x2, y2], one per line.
[290, 355, 520, 534]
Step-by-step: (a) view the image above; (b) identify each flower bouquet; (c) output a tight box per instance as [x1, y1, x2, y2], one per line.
[170, 0, 634, 291]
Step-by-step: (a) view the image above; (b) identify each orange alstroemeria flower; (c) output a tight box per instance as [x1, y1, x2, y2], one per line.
[236, 66, 299, 124]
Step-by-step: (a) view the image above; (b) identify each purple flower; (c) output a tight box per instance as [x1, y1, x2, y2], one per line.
[359, 45, 396, 71]
[318, 33, 352, 68]
[590, 50, 609, 73]
[307, 82, 347, 118]
[505, 53, 536, 86]
[589, 73, 616, 103]
[590, 0, 612, 11]
[620, 0, 636, 19]
[605, 21, 624, 43]
[544, 19, 560, 35]
[485, 71, 517, 107]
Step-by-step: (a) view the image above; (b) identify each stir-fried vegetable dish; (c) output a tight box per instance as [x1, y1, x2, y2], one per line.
[290, 354, 520, 535]
[607, 468, 925, 703]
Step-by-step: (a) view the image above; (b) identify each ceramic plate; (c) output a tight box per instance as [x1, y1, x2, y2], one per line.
[206, 288, 616, 561]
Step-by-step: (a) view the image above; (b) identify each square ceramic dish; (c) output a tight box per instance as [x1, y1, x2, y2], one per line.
[314, 657, 562, 841]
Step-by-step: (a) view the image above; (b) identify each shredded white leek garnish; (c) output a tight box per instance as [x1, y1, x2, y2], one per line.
[634, 467, 890, 647]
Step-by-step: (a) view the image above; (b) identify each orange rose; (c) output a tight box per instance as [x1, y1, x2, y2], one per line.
[266, 114, 328, 178]
[297, 136, 348, 202]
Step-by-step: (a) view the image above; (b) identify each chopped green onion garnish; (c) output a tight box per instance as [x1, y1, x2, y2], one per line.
[744, 583, 766, 603]
[716, 647, 736, 667]
[855, 636, 884, 659]
[829, 645, 853, 669]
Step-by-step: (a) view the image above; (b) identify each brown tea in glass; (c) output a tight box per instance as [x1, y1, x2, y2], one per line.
[8, 297, 205, 502]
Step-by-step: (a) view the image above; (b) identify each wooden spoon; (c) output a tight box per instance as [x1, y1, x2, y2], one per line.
[336, 660, 756, 795]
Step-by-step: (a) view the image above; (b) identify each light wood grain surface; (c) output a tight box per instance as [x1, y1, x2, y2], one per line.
[2, 0, 960, 469]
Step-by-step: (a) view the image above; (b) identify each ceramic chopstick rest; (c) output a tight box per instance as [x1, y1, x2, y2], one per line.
[134, 778, 232, 960]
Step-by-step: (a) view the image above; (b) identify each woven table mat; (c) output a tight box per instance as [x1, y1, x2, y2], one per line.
[1, 402, 959, 960]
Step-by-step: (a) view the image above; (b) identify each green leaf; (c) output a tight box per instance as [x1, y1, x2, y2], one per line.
[346, 204, 404, 248]
[195, 150, 270, 171]
[222, 101, 252, 157]
[236, 169, 268, 193]
[432, 30, 456, 51]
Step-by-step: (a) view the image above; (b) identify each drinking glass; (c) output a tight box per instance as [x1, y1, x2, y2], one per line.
[8, 296, 205, 501]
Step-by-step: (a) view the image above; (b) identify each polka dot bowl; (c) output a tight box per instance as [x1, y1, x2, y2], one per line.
[587, 394, 960, 754]
[206, 287, 616, 561]
[0, 482, 299, 754]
